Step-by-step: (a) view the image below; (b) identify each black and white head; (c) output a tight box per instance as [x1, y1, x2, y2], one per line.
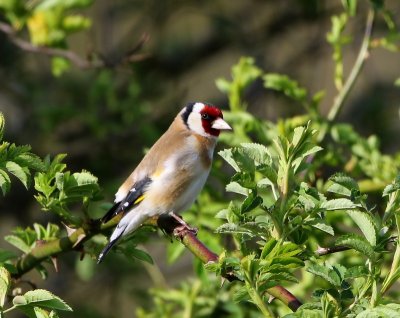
[181, 102, 232, 138]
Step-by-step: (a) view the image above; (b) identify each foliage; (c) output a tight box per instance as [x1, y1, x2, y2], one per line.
[0, 0, 92, 75]
[1, 0, 400, 318]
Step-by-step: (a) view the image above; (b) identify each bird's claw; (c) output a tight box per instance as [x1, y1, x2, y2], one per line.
[173, 224, 198, 239]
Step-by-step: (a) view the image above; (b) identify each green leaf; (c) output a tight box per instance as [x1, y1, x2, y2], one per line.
[4, 235, 32, 253]
[321, 198, 358, 211]
[263, 73, 307, 103]
[346, 210, 377, 246]
[218, 149, 240, 172]
[0, 168, 11, 195]
[15, 153, 45, 172]
[321, 292, 340, 318]
[308, 219, 335, 236]
[5, 161, 28, 188]
[257, 177, 278, 200]
[344, 266, 368, 279]
[226, 181, 248, 196]
[0, 266, 10, 307]
[383, 176, 400, 197]
[261, 239, 278, 259]
[240, 193, 262, 213]
[284, 309, 323, 318]
[128, 248, 154, 264]
[306, 263, 342, 287]
[0, 249, 16, 263]
[240, 143, 272, 166]
[336, 234, 375, 259]
[327, 173, 359, 197]
[233, 286, 250, 303]
[292, 126, 306, 149]
[13, 289, 72, 311]
[356, 304, 400, 318]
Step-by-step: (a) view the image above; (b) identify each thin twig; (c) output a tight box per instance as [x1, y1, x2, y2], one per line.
[315, 245, 350, 256]
[0, 22, 149, 69]
[318, 9, 375, 142]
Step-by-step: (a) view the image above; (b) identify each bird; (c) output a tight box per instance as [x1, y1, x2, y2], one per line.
[97, 102, 232, 263]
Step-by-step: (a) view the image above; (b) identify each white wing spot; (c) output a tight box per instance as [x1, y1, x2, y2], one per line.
[123, 202, 129, 207]
[130, 188, 136, 192]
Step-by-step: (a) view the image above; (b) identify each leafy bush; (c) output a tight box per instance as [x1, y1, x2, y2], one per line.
[1, 0, 400, 318]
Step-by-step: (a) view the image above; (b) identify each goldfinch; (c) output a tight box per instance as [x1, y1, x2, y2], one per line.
[98, 102, 232, 263]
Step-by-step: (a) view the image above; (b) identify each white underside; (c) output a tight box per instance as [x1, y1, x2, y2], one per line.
[110, 135, 213, 241]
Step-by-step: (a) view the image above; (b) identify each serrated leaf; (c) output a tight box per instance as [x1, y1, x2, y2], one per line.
[72, 170, 98, 186]
[5, 161, 28, 188]
[336, 234, 375, 259]
[233, 286, 250, 303]
[0, 169, 11, 195]
[15, 289, 72, 311]
[327, 173, 359, 197]
[15, 153, 45, 172]
[383, 176, 400, 197]
[356, 304, 400, 318]
[308, 219, 335, 236]
[241, 193, 262, 213]
[321, 198, 358, 211]
[279, 243, 303, 258]
[257, 177, 278, 200]
[226, 181, 248, 196]
[270, 256, 304, 269]
[307, 263, 341, 287]
[4, 235, 31, 253]
[218, 149, 240, 172]
[283, 309, 324, 318]
[261, 239, 278, 259]
[344, 266, 368, 279]
[346, 210, 377, 246]
[0, 266, 10, 307]
[259, 271, 298, 284]
[240, 143, 272, 166]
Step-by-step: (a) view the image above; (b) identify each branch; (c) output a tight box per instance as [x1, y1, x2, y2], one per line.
[12, 214, 302, 312]
[315, 245, 350, 256]
[0, 22, 149, 69]
[318, 9, 375, 142]
[326, 9, 375, 123]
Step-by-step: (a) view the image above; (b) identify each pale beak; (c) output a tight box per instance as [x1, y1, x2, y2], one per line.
[211, 118, 232, 131]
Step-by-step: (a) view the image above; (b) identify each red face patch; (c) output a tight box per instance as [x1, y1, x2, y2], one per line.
[200, 105, 223, 137]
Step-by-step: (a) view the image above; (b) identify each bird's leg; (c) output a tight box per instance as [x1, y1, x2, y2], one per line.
[168, 212, 198, 238]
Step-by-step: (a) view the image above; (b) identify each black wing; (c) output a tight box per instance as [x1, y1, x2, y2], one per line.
[101, 176, 152, 223]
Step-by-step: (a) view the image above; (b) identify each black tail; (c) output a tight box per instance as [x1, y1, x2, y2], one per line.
[97, 233, 123, 264]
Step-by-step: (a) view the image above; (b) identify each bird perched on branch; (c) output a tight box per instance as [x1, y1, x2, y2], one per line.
[98, 102, 232, 263]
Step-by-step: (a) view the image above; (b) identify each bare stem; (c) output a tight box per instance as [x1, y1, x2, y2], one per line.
[0, 22, 149, 69]
[315, 245, 350, 256]
[319, 9, 375, 142]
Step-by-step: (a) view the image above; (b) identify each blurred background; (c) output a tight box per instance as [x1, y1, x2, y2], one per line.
[1, 0, 400, 317]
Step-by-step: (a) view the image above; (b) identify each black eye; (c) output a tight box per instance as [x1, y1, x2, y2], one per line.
[201, 113, 210, 120]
